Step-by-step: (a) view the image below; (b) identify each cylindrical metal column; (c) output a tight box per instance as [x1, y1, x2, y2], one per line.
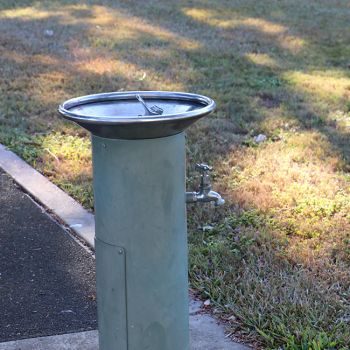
[92, 132, 189, 350]
[58, 91, 217, 350]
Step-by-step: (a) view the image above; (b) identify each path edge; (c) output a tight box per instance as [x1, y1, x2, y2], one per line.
[0, 144, 95, 247]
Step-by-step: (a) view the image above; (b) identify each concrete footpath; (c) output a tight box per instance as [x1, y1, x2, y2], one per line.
[0, 169, 97, 342]
[0, 144, 248, 349]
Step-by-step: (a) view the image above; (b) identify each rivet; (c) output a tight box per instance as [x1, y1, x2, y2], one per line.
[102, 143, 106, 148]
[118, 249, 123, 255]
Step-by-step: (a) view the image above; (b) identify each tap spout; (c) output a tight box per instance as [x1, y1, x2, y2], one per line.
[186, 163, 225, 207]
[186, 190, 225, 206]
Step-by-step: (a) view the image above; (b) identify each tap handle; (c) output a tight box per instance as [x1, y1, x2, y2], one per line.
[195, 163, 212, 174]
[195, 163, 212, 189]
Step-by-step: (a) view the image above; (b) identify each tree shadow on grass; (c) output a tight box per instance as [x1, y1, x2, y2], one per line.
[105, 0, 350, 164]
[1, 1, 348, 156]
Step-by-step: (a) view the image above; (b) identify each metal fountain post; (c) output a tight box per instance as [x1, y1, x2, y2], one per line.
[58, 91, 224, 350]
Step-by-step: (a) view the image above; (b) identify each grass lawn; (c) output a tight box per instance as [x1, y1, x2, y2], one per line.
[0, 0, 350, 348]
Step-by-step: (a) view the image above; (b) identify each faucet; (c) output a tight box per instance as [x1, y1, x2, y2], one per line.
[186, 163, 225, 206]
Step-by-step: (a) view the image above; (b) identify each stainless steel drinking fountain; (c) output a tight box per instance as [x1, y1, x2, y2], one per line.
[58, 91, 224, 350]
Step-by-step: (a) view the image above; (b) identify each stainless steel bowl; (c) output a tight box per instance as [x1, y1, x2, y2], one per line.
[58, 91, 216, 139]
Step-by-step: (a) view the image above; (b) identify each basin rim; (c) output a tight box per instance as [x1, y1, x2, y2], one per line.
[58, 91, 216, 125]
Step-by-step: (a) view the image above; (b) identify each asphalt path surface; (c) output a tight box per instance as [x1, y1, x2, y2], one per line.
[0, 168, 97, 342]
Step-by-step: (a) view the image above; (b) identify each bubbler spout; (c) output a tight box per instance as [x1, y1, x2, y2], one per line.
[186, 163, 225, 206]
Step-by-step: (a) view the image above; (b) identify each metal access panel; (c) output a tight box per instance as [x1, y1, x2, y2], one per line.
[95, 238, 127, 350]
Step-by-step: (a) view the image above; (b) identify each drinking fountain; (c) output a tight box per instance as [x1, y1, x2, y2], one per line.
[58, 91, 224, 350]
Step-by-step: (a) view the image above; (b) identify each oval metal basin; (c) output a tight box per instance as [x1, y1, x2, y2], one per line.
[58, 91, 216, 139]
